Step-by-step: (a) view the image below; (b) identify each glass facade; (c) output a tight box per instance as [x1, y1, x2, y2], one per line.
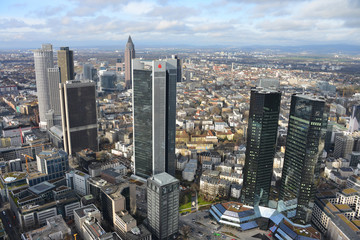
[133, 69, 153, 178]
[61, 81, 98, 155]
[278, 94, 328, 223]
[133, 58, 179, 179]
[57, 47, 74, 83]
[241, 89, 281, 206]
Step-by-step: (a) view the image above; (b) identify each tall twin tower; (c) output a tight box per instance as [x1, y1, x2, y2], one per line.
[241, 87, 329, 223]
[127, 36, 181, 179]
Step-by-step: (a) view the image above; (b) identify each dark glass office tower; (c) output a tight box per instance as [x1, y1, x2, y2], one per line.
[133, 65, 152, 178]
[60, 80, 98, 155]
[57, 47, 74, 83]
[278, 94, 328, 223]
[132, 57, 179, 179]
[241, 88, 281, 206]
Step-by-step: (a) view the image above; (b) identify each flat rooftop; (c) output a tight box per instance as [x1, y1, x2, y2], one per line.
[22, 215, 71, 240]
[28, 181, 55, 195]
[74, 204, 99, 218]
[151, 172, 179, 186]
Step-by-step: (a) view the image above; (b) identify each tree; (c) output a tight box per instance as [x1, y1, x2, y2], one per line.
[181, 225, 191, 239]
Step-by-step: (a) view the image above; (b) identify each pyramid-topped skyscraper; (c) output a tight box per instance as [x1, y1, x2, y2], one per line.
[124, 36, 135, 89]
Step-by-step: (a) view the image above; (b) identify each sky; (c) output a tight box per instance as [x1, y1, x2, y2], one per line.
[0, 0, 360, 49]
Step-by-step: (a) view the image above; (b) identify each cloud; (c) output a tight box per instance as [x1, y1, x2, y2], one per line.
[1, 0, 360, 47]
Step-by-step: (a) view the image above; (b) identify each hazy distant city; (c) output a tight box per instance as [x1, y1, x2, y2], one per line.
[1, 0, 360, 240]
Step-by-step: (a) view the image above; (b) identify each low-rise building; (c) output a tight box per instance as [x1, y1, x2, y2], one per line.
[21, 215, 71, 240]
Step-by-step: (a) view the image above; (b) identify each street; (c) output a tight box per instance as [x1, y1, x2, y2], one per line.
[0, 206, 21, 240]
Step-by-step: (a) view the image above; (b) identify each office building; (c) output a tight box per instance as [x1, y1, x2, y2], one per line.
[74, 204, 121, 240]
[47, 67, 62, 116]
[258, 78, 280, 89]
[241, 88, 281, 206]
[57, 47, 74, 83]
[132, 57, 179, 179]
[133, 59, 178, 178]
[66, 170, 90, 196]
[33, 44, 54, 128]
[99, 70, 117, 91]
[125, 36, 135, 89]
[278, 94, 328, 223]
[334, 135, 354, 159]
[349, 105, 360, 133]
[100, 182, 136, 227]
[147, 172, 179, 240]
[36, 149, 69, 180]
[83, 63, 94, 80]
[21, 215, 71, 240]
[60, 80, 98, 155]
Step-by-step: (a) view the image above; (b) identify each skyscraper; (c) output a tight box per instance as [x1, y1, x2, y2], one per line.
[278, 94, 328, 223]
[132, 57, 179, 179]
[241, 88, 281, 206]
[147, 172, 179, 240]
[333, 135, 354, 159]
[47, 67, 61, 116]
[57, 47, 74, 83]
[60, 80, 98, 155]
[33, 44, 54, 129]
[124, 36, 135, 89]
[349, 105, 360, 133]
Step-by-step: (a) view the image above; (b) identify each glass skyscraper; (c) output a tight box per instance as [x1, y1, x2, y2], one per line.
[57, 47, 74, 83]
[278, 94, 328, 223]
[60, 80, 98, 155]
[241, 88, 281, 206]
[132, 56, 179, 179]
[33, 44, 54, 129]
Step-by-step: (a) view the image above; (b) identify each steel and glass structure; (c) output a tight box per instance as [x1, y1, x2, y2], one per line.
[241, 88, 281, 207]
[60, 80, 98, 155]
[57, 47, 74, 83]
[33, 44, 54, 128]
[147, 172, 179, 239]
[278, 94, 328, 223]
[132, 57, 179, 179]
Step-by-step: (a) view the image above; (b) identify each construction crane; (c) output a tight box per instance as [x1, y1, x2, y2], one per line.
[22, 154, 34, 173]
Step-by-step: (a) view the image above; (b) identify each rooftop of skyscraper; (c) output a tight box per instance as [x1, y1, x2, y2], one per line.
[151, 172, 178, 186]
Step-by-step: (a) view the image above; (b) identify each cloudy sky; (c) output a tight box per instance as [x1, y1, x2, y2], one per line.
[1, 0, 360, 48]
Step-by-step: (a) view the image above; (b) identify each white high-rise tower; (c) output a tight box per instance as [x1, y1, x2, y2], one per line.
[33, 44, 54, 129]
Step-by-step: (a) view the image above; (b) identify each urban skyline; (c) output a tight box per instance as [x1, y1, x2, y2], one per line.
[1, 2, 360, 238]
